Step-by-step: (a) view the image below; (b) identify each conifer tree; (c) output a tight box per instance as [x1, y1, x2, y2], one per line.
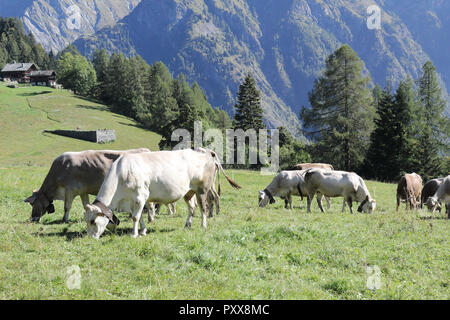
[415, 61, 449, 180]
[301, 44, 374, 171]
[233, 73, 265, 131]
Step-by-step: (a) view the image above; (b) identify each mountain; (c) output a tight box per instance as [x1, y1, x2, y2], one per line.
[0, 0, 142, 53]
[71, 0, 448, 133]
[380, 0, 450, 93]
[4, 0, 448, 133]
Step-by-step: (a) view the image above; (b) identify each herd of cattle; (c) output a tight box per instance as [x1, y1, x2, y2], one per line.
[23, 149, 449, 239]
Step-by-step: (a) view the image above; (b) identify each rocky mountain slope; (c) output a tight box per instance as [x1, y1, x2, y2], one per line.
[4, 0, 448, 133]
[0, 0, 142, 52]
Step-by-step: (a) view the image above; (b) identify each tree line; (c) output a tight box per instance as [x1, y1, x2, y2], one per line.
[0, 17, 56, 71]
[301, 45, 449, 181]
[1, 17, 447, 180]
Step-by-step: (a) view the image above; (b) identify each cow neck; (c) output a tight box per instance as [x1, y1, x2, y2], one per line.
[263, 188, 275, 202]
[92, 199, 120, 226]
[39, 189, 52, 204]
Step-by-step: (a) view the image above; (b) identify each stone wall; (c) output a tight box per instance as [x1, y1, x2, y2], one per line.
[44, 129, 116, 143]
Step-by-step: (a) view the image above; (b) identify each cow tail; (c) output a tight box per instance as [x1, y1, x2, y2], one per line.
[297, 183, 303, 201]
[303, 168, 314, 183]
[216, 164, 222, 196]
[211, 152, 241, 189]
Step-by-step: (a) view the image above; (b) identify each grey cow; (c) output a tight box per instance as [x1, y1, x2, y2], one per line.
[24, 148, 149, 223]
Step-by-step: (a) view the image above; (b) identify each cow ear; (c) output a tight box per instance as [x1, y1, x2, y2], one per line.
[84, 203, 100, 213]
[24, 194, 37, 204]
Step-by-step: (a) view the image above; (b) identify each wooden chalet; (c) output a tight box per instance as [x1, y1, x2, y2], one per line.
[30, 70, 56, 86]
[0, 62, 38, 83]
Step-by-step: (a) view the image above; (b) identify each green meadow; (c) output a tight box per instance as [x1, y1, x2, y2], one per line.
[0, 84, 448, 299]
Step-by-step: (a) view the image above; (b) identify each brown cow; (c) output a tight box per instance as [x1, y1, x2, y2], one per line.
[396, 173, 422, 211]
[291, 163, 334, 171]
[24, 148, 149, 223]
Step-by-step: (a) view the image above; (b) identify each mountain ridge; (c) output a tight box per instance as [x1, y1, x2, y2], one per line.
[4, 0, 449, 134]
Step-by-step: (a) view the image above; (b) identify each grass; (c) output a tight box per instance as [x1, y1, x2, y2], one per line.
[0, 84, 448, 299]
[0, 168, 448, 299]
[0, 83, 161, 166]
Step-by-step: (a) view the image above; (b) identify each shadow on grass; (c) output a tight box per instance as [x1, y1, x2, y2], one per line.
[117, 121, 147, 130]
[418, 215, 448, 220]
[33, 228, 85, 241]
[76, 104, 109, 112]
[42, 218, 74, 225]
[18, 91, 52, 97]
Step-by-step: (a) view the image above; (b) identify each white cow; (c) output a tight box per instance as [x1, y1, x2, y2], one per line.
[304, 169, 376, 213]
[84, 148, 240, 239]
[425, 175, 450, 218]
[258, 170, 330, 210]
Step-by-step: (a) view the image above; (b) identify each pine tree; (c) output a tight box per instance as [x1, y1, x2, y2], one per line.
[364, 86, 395, 179]
[92, 49, 110, 101]
[415, 61, 450, 180]
[301, 44, 374, 171]
[233, 73, 265, 131]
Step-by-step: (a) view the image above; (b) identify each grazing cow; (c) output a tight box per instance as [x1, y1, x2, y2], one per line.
[425, 175, 450, 218]
[24, 148, 150, 223]
[304, 169, 376, 213]
[147, 167, 221, 223]
[421, 178, 449, 214]
[146, 202, 176, 222]
[396, 173, 422, 211]
[291, 163, 334, 171]
[258, 170, 330, 210]
[84, 149, 240, 239]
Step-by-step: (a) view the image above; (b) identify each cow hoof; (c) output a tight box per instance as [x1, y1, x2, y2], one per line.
[185, 223, 192, 228]
[139, 229, 147, 236]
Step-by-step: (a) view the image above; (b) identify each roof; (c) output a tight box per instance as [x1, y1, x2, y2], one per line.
[1, 63, 37, 72]
[30, 70, 56, 77]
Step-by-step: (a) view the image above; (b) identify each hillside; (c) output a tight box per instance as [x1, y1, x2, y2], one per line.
[71, 0, 449, 134]
[0, 83, 161, 166]
[0, 0, 142, 53]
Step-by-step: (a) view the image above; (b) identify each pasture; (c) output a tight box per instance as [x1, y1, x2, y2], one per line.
[0, 83, 448, 299]
[0, 168, 448, 299]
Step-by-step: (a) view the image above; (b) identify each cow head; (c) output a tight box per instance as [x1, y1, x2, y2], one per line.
[357, 196, 376, 214]
[24, 190, 55, 222]
[258, 189, 275, 207]
[84, 204, 110, 239]
[425, 197, 440, 213]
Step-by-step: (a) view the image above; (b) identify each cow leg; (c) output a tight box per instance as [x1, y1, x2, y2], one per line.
[325, 196, 331, 210]
[396, 196, 400, 212]
[131, 198, 146, 238]
[168, 203, 175, 216]
[287, 194, 293, 209]
[147, 202, 156, 223]
[316, 194, 325, 213]
[316, 194, 324, 212]
[63, 192, 75, 223]
[342, 199, 346, 213]
[196, 192, 208, 228]
[348, 198, 353, 214]
[214, 190, 220, 215]
[80, 194, 89, 208]
[306, 195, 312, 213]
[184, 191, 197, 228]
[208, 190, 215, 218]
